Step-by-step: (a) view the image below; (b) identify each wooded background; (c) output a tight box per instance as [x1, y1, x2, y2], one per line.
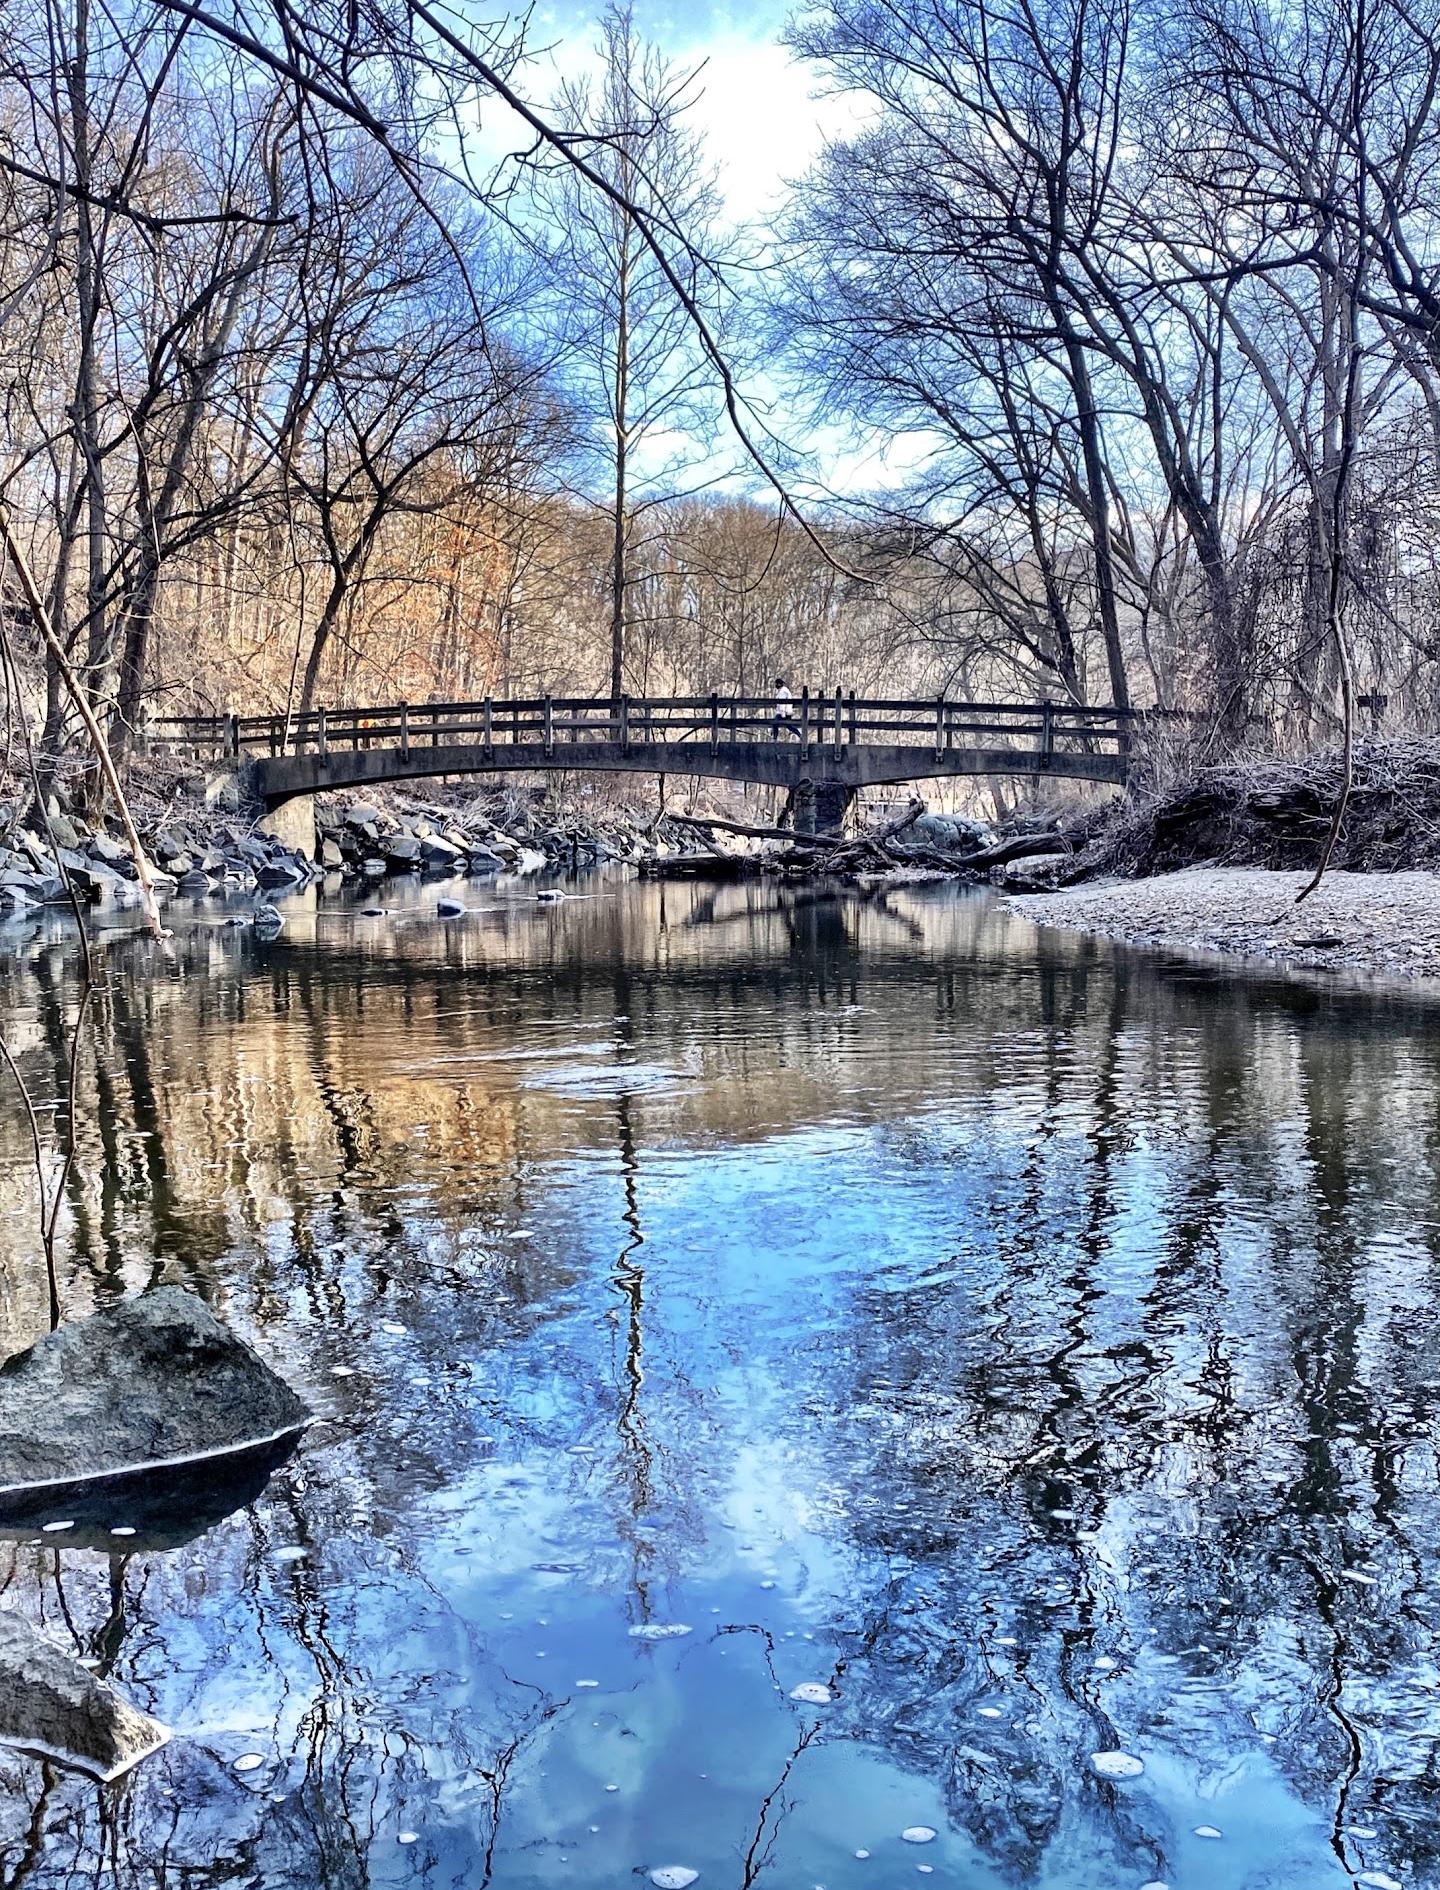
[2, 0, 1439, 789]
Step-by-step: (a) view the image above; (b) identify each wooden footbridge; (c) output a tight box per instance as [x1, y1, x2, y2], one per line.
[157, 691, 1131, 808]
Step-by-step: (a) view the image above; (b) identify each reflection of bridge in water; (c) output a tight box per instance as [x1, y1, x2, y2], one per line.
[158, 691, 1132, 808]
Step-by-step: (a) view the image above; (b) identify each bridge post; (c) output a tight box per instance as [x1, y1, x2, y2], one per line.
[848, 690, 857, 745]
[544, 696, 554, 756]
[400, 702, 410, 758]
[934, 696, 945, 761]
[619, 695, 630, 753]
[317, 707, 328, 759]
[1041, 701, 1055, 766]
[800, 687, 810, 759]
[710, 693, 719, 756]
[227, 713, 240, 760]
[834, 686, 843, 759]
[483, 699, 493, 755]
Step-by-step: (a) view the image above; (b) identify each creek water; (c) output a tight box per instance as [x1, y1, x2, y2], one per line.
[0, 871, 1438, 1890]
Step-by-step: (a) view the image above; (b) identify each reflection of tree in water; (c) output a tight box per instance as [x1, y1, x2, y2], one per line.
[610, 1082, 656, 1620]
[2, 885, 1440, 1882]
[805, 962, 1440, 1887]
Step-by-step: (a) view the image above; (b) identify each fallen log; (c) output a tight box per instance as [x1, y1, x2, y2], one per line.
[670, 798, 926, 853]
[667, 810, 847, 847]
[959, 830, 1074, 870]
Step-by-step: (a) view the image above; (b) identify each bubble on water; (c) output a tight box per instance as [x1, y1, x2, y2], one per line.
[1139, 1881, 1170, 1889]
[274, 1546, 306, 1563]
[398, 1831, 419, 1845]
[605, 1784, 619, 1793]
[576, 1679, 600, 1689]
[41, 1520, 74, 1533]
[110, 1526, 136, 1537]
[789, 1683, 832, 1704]
[589, 1826, 600, 1834]
[760, 1580, 776, 1590]
[1343, 1571, 1378, 1586]
[854, 1850, 870, 1860]
[994, 1636, 1018, 1647]
[1193, 1825, 1223, 1839]
[977, 1706, 1003, 1719]
[1357, 1875, 1402, 1890]
[233, 1754, 266, 1773]
[628, 1623, 692, 1640]
[649, 1868, 698, 1887]
[1348, 1826, 1379, 1838]
[1091, 1751, 1145, 1779]
[381, 1322, 407, 1335]
[330, 1365, 357, 1378]
[900, 1827, 937, 1844]
[1094, 1656, 1119, 1671]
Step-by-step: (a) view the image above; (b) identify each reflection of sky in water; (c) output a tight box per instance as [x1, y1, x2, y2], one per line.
[0, 873, 1438, 1887]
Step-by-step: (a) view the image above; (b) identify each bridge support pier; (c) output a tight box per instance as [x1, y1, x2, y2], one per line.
[255, 788, 316, 860]
[814, 783, 855, 834]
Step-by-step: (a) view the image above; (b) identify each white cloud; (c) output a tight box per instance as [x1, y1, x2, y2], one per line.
[481, 2, 860, 226]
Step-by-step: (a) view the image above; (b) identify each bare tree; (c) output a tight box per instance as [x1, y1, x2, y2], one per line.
[538, 5, 725, 704]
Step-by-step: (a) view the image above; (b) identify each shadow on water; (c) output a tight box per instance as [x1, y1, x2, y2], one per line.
[0, 872, 1438, 1885]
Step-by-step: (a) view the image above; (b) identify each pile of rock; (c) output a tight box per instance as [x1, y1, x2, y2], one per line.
[315, 799, 541, 879]
[150, 821, 318, 896]
[314, 789, 706, 879]
[0, 809, 318, 914]
[0, 778, 711, 920]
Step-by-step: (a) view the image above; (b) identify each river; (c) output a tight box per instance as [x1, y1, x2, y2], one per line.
[0, 871, 1437, 1889]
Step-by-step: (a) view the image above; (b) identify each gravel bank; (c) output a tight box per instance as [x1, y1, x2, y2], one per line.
[1009, 867, 1440, 982]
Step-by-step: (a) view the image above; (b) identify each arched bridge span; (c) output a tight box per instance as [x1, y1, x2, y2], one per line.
[157, 692, 1131, 807]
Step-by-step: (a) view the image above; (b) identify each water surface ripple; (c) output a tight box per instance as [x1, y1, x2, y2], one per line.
[0, 872, 1437, 1890]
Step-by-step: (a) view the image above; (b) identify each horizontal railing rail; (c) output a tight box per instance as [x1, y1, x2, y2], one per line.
[154, 689, 1134, 766]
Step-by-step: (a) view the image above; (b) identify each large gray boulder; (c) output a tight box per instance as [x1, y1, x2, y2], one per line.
[910, 812, 993, 854]
[0, 1608, 168, 1780]
[0, 1287, 310, 1501]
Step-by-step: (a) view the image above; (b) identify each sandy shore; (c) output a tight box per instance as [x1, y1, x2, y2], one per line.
[1009, 866, 1440, 982]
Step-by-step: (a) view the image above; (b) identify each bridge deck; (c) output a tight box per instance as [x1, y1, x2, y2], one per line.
[156, 693, 1131, 804]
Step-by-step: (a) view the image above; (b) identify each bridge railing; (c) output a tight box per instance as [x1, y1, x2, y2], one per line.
[154, 691, 1132, 764]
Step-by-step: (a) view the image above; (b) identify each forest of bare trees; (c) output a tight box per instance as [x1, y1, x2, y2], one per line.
[2, 0, 1439, 795]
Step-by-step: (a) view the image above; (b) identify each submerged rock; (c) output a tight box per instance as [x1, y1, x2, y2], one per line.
[0, 1608, 168, 1780]
[0, 1286, 311, 1501]
[1090, 1750, 1145, 1779]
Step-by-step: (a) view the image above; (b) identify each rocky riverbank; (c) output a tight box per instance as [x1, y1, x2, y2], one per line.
[0, 774, 710, 919]
[1011, 866, 1440, 982]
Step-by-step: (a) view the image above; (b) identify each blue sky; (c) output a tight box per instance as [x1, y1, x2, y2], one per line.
[474, 2, 915, 495]
[496, 0, 857, 225]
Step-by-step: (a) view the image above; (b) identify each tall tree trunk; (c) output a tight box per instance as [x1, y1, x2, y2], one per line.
[67, 0, 111, 810]
[1062, 328, 1130, 715]
[609, 218, 632, 705]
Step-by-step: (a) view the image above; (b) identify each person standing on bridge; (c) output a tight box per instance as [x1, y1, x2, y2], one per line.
[772, 679, 801, 740]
